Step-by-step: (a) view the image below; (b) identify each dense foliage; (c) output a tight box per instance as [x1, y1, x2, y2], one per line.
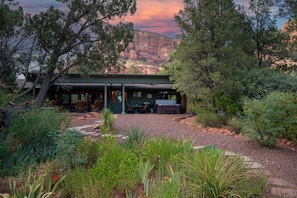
[0, 0, 29, 87]
[242, 92, 297, 147]
[168, 0, 259, 116]
[0, 107, 68, 176]
[247, 0, 289, 68]
[168, 0, 297, 148]
[169, 0, 292, 113]
[61, 130, 266, 197]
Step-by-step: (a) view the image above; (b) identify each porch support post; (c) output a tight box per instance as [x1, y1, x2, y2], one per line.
[121, 83, 126, 114]
[104, 83, 108, 109]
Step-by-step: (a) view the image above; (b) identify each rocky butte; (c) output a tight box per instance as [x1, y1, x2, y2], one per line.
[119, 30, 179, 74]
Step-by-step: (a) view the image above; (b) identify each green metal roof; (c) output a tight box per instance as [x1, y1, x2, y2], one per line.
[28, 73, 172, 84]
[58, 73, 172, 84]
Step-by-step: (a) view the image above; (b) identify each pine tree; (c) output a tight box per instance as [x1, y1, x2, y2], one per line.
[168, 0, 253, 111]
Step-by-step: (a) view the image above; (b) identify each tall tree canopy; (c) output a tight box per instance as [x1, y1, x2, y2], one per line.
[0, 0, 30, 87]
[279, 0, 297, 19]
[278, 0, 297, 61]
[15, 0, 136, 106]
[246, 0, 289, 68]
[168, 0, 253, 111]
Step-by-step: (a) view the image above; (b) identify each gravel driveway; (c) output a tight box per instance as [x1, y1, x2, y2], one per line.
[114, 114, 297, 186]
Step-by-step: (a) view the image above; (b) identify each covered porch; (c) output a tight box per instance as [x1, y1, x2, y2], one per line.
[44, 74, 187, 114]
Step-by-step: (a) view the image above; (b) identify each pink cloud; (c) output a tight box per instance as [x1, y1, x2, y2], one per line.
[124, 0, 183, 37]
[19, 0, 184, 37]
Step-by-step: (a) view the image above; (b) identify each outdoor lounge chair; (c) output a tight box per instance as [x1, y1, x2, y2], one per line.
[75, 100, 88, 112]
[91, 100, 103, 112]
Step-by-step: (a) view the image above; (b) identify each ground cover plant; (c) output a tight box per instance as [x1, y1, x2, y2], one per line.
[59, 127, 267, 197]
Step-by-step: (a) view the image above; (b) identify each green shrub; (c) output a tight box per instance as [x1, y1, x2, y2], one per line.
[89, 142, 140, 196]
[6, 107, 64, 148]
[196, 110, 226, 127]
[0, 90, 14, 107]
[214, 90, 241, 114]
[227, 116, 244, 134]
[62, 141, 140, 197]
[125, 126, 146, 145]
[77, 137, 102, 168]
[55, 129, 85, 169]
[182, 147, 266, 197]
[242, 92, 297, 147]
[1, 108, 66, 176]
[61, 167, 104, 198]
[101, 108, 116, 134]
[244, 68, 297, 98]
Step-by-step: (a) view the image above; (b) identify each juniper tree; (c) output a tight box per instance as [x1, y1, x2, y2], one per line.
[168, 0, 253, 113]
[19, 0, 136, 106]
[0, 0, 31, 87]
[246, 0, 289, 68]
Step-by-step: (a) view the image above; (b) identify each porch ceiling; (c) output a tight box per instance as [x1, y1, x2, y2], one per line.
[52, 83, 174, 90]
[51, 74, 174, 90]
[57, 73, 173, 84]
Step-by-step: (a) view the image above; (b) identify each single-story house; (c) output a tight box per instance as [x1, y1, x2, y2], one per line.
[27, 73, 188, 114]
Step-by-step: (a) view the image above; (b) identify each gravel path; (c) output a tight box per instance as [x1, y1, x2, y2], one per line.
[114, 114, 297, 186]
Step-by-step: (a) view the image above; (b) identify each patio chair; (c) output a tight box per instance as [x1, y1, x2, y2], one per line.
[126, 103, 134, 114]
[75, 100, 88, 112]
[139, 103, 148, 113]
[91, 100, 103, 112]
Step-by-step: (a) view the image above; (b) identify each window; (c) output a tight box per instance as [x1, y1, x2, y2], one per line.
[71, 94, 79, 103]
[133, 91, 142, 98]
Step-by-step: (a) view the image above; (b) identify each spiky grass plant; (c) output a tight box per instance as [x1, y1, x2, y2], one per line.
[0, 168, 65, 198]
[138, 159, 154, 196]
[182, 146, 265, 197]
[126, 126, 146, 145]
[120, 126, 146, 152]
[150, 163, 187, 198]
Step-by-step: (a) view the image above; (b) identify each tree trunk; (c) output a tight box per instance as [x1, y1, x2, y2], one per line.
[33, 71, 53, 107]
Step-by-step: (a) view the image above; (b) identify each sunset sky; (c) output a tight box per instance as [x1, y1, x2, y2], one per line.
[18, 0, 286, 38]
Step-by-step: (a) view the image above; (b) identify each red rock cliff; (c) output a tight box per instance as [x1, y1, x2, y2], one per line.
[119, 30, 178, 74]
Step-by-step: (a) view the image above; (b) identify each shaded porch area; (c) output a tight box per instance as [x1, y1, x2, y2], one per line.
[44, 74, 187, 114]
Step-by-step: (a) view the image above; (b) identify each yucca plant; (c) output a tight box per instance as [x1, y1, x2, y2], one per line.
[120, 126, 146, 152]
[101, 108, 116, 134]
